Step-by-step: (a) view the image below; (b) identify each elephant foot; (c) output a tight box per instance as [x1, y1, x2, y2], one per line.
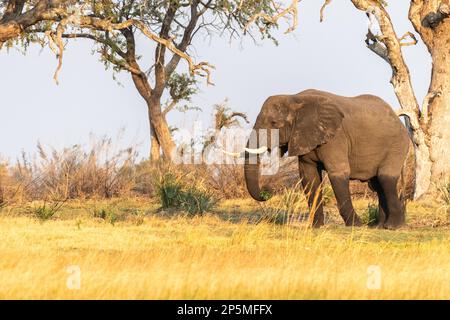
[368, 222, 382, 229]
[383, 220, 405, 230]
[372, 223, 385, 229]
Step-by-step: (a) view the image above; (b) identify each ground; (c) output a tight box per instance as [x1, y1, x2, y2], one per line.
[0, 197, 448, 299]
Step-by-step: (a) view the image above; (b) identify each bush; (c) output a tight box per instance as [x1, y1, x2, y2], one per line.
[362, 203, 379, 226]
[1, 136, 137, 203]
[179, 186, 217, 215]
[33, 200, 65, 221]
[157, 172, 183, 209]
[91, 207, 119, 225]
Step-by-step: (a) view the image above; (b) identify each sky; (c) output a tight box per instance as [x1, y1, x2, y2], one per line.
[0, 0, 431, 160]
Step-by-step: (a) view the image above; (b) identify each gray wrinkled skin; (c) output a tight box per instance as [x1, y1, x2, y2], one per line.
[244, 89, 410, 229]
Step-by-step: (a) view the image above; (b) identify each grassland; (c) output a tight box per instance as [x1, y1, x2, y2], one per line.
[0, 197, 448, 299]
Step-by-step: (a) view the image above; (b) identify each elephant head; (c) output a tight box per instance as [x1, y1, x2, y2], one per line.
[243, 93, 345, 201]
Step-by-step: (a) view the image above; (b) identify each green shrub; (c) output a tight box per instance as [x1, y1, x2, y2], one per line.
[33, 200, 65, 221]
[178, 187, 216, 215]
[155, 170, 216, 215]
[92, 207, 119, 225]
[157, 173, 183, 209]
[362, 203, 379, 226]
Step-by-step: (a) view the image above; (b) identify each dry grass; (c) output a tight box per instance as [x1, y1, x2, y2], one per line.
[0, 198, 448, 300]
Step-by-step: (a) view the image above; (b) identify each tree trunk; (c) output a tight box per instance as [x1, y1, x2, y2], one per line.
[425, 20, 450, 189]
[149, 119, 161, 162]
[148, 97, 177, 160]
[350, 0, 450, 198]
[130, 71, 176, 161]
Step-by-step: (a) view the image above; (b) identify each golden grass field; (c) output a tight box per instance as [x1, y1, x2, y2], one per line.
[0, 197, 448, 299]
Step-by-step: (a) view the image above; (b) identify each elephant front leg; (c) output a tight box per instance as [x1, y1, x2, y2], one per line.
[328, 174, 362, 227]
[299, 161, 324, 228]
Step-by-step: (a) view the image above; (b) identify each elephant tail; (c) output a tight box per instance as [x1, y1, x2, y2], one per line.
[399, 138, 416, 209]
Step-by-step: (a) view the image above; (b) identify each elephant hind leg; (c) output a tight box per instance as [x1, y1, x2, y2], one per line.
[377, 174, 405, 229]
[368, 177, 387, 228]
[328, 174, 362, 227]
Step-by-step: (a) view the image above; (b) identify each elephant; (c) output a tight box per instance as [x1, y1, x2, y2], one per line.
[242, 89, 411, 229]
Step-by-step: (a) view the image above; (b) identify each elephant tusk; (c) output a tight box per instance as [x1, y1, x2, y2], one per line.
[220, 146, 268, 157]
[244, 146, 268, 155]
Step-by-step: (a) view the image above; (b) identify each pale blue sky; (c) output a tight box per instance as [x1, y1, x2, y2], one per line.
[0, 1, 430, 160]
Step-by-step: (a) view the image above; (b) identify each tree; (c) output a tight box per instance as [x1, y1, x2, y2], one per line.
[242, 0, 450, 198]
[40, 0, 276, 161]
[0, 0, 236, 159]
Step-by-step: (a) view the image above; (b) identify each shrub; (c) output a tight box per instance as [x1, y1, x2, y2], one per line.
[157, 172, 183, 209]
[362, 203, 379, 226]
[33, 200, 65, 221]
[3, 136, 137, 202]
[154, 167, 216, 215]
[92, 207, 119, 225]
[178, 186, 216, 215]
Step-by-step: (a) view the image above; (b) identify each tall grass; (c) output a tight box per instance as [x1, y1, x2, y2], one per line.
[0, 137, 137, 203]
[0, 214, 448, 299]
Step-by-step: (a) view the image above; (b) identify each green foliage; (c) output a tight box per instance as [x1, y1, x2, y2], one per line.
[33, 200, 65, 221]
[166, 73, 198, 103]
[178, 186, 217, 215]
[156, 171, 216, 215]
[260, 190, 272, 201]
[158, 172, 183, 209]
[92, 207, 119, 226]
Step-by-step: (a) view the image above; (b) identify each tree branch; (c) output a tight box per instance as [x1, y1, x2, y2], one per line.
[352, 1, 420, 116]
[320, 0, 333, 22]
[245, 0, 300, 34]
[398, 31, 418, 47]
[163, 99, 178, 116]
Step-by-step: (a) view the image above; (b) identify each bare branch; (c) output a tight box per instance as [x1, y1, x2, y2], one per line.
[365, 28, 389, 63]
[320, 0, 333, 22]
[52, 20, 68, 85]
[245, 0, 300, 34]
[163, 99, 178, 116]
[398, 31, 418, 47]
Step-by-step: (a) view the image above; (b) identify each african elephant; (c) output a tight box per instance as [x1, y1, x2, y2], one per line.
[243, 89, 411, 229]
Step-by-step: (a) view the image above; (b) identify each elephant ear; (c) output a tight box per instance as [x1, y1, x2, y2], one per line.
[288, 101, 344, 156]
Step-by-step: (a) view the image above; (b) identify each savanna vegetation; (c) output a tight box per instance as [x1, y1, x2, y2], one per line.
[0, 0, 449, 300]
[0, 138, 448, 299]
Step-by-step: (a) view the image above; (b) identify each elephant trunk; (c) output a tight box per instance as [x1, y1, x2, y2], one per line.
[244, 129, 268, 201]
[244, 156, 266, 201]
